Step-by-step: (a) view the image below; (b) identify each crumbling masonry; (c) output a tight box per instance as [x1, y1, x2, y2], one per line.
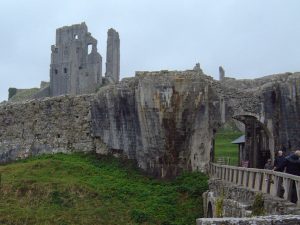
[50, 23, 102, 96]
[105, 28, 120, 84]
[32, 22, 120, 98]
[1, 69, 300, 178]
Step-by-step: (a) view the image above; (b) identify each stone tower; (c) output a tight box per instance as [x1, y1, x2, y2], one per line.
[50, 22, 102, 96]
[105, 28, 120, 83]
[219, 66, 225, 81]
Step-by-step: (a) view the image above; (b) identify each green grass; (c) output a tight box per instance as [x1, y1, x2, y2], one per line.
[0, 153, 208, 225]
[9, 88, 40, 102]
[214, 129, 243, 166]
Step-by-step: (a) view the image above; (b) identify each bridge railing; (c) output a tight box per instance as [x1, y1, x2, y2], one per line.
[209, 163, 300, 206]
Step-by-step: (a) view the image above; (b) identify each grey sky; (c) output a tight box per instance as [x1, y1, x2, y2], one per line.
[0, 0, 299, 102]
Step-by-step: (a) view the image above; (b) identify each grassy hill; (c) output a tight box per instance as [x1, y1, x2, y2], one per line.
[0, 153, 208, 225]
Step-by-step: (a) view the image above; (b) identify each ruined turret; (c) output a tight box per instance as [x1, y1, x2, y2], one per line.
[105, 28, 120, 84]
[219, 66, 225, 81]
[193, 63, 203, 73]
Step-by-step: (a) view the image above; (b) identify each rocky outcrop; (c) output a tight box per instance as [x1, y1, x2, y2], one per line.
[91, 70, 223, 177]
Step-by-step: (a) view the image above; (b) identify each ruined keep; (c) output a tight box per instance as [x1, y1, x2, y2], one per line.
[50, 22, 102, 96]
[105, 28, 120, 84]
[11, 23, 121, 100]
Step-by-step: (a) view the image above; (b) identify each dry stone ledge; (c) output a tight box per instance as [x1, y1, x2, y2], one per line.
[196, 215, 300, 225]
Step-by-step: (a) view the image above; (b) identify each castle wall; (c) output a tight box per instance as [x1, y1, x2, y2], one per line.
[0, 95, 93, 163]
[260, 74, 300, 152]
[1, 70, 300, 178]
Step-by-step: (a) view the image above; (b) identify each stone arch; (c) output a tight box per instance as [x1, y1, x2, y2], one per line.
[233, 114, 274, 168]
[207, 201, 213, 218]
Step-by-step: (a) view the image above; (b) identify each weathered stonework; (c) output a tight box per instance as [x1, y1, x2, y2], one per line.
[197, 215, 300, 225]
[203, 179, 300, 218]
[1, 70, 300, 178]
[0, 95, 94, 162]
[12, 23, 121, 101]
[219, 66, 225, 81]
[105, 28, 120, 84]
[231, 73, 300, 168]
[50, 22, 102, 96]
[92, 70, 223, 177]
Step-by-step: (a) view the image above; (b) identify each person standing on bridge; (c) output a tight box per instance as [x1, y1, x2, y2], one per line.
[275, 150, 300, 203]
[264, 159, 273, 170]
[273, 150, 286, 198]
[275, 150, 300, 176]
[273, 150, 285, 172]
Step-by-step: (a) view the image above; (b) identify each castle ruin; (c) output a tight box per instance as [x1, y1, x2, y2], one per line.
[25, 22, 120, 99]
[50, 23, 102, 96]
[105, 28, 120, 84]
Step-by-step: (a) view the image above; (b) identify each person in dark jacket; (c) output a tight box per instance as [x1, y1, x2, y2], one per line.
[275, 150, 300, 203]
[273, 150, 285, 172]
[275, 150, 300, 176]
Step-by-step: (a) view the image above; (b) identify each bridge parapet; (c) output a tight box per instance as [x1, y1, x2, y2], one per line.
[210, 163, 300, 206]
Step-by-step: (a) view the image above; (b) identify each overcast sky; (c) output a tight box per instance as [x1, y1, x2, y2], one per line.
[0, 0, 299, 102]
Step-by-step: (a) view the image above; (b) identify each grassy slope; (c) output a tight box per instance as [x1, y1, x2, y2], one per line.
[214, 129, 243, 166]
[9, 88, 39, 102]
[0, 153, 208, 225]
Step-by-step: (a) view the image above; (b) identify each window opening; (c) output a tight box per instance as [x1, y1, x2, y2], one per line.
[88, 44, 92, 54]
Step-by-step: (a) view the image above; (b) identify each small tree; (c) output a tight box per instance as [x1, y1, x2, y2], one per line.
[251, 193, 265, 216]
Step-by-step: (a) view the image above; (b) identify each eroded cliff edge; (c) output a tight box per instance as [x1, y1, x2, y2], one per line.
[91, 71, 223, 177]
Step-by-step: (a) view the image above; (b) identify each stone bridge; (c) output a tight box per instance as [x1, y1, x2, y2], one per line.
[199, 162, 300, 224]
[204, 163, 300, 216]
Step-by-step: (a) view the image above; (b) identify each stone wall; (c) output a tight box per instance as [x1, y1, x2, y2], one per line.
[197, 215, 300, 225]
[1, 70, 226, 177]
[0, 95, 94, 163]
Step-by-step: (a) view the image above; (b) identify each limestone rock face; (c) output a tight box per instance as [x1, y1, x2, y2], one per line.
[260, 73, 300, 151]
[91, 70, 222, 177]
